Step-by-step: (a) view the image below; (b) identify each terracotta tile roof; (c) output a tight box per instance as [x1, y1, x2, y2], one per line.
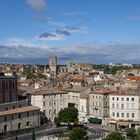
[90, 89, 115, 94]
[27, 89, 67, 95]
[62, 86, 89, 92]
[127, 76, 140, 81]
[0, 106, 40, 117]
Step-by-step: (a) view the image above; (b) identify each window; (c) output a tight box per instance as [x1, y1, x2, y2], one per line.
[93, 102, 94, 106]
[5, 107, 8, 111]
[127, 98, 129, 101]
[117, 97, 119, 101]
[132, 98, 134, 101]
[19, 114, 21, 119]
[12, 115, 14, 120]
[27, 112, 29, 117]
[99, 96, 101, 99]
[93, 95, 94, 98]
[96, 96, 97, 99]
[117, 113, 119, 117]
[112, 97, 114, 101]
[96, 102, 98, 106]
[112, 112, 115, 117]
[121, 98, 124, 101]
[81, 106, 84, 112]
[49, 101, 52, 106]
[121, 113, 124, 118]
[54, 100, 56, 105]
[49, 110, 52, 115]
[4, 125, 7, 132]
[54, 109, 56, 115]
[5, 81, 8, 90]
[132, 113, 135, 118]
[60, 94, 62, 98]
[116, 103, 119, 109]
[43, 101, 45, 106]
[4, 117, 7, 122]
[112, 104, 115, 108]
[121, 104, 124, 109]
[13, 106, 15, 109]
[127, 113, 129, 118]
[18, 123, 21, 129]
[43, 95, 45, 99]
[43, 110, 46, 114]
[26, 121, 30, 127]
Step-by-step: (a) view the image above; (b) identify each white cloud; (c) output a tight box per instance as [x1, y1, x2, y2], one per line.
[1, 38, 36, 47]
[26, 0, 47, 11]
[0, 41, 140, 64]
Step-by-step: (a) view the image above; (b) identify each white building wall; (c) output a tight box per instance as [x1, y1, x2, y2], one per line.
[31, 95, 43, 111]
[79, 99, 87, 123]
[109, 95, 140, 122]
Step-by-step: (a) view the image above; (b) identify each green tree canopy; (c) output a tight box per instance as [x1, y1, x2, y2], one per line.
[58, 107, 78, 124]
[126, 128, 136, 140]
[69, 127, 88, 140]
[103, 132, 126, 140]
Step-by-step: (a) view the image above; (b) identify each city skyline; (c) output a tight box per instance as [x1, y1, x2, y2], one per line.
[0, 0, 140, 64]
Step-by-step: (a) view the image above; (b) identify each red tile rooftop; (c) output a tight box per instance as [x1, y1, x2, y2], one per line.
[0, 106, 40, 117]
[127, 76, 140, 81]
[27, 89, 67, 95]
[62, 86, 89, 92]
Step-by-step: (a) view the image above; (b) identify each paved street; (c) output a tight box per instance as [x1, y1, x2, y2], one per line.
[85, 124, 110, 140]
[5, 127, 68, 140]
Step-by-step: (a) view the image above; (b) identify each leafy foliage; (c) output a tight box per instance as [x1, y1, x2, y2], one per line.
[69, 127, 88, 140]
[103, 132, 126, 140]
[126, 128, 136, 139]
[58, 107, 78, 124]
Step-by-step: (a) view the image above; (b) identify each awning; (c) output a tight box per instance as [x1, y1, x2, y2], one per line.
[117, 121, 129, 126]
[130, 121, 139, 125]
[109, 120, 117, 124]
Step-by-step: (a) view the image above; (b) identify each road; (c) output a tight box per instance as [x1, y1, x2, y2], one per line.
[85, 124, 110, 140]
[5, 127, 68, 140]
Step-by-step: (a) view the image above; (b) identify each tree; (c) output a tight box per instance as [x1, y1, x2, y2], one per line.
[54, 117, 60, 127]
[103, 132, 126, 140]
[126, 128, 136, 140]
[69, 127, 88, 140]
[58, 107, 78, 124]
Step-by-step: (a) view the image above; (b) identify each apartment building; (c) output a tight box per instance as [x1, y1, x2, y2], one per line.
[62, 86, 91, 123]
[89, 89, 114, 125]
[109, 93, 140, 130]
[0, 100, 40, 132]
[28, 89, 68, 122]
[0, 72, 40, 132]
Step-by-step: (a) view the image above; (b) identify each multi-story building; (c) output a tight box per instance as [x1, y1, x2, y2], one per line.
[89, 89, 114, 125]
[109, 93, 140, 130]
[28, 89, 68, 122]
[0, 100, 40, 132]
[62, 86, 91, 123]
[0, 72, 40, 132]
[0, 72, 17, 104]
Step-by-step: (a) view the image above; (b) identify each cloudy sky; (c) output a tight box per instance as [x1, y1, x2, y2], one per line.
[0, 0, 140, 64]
